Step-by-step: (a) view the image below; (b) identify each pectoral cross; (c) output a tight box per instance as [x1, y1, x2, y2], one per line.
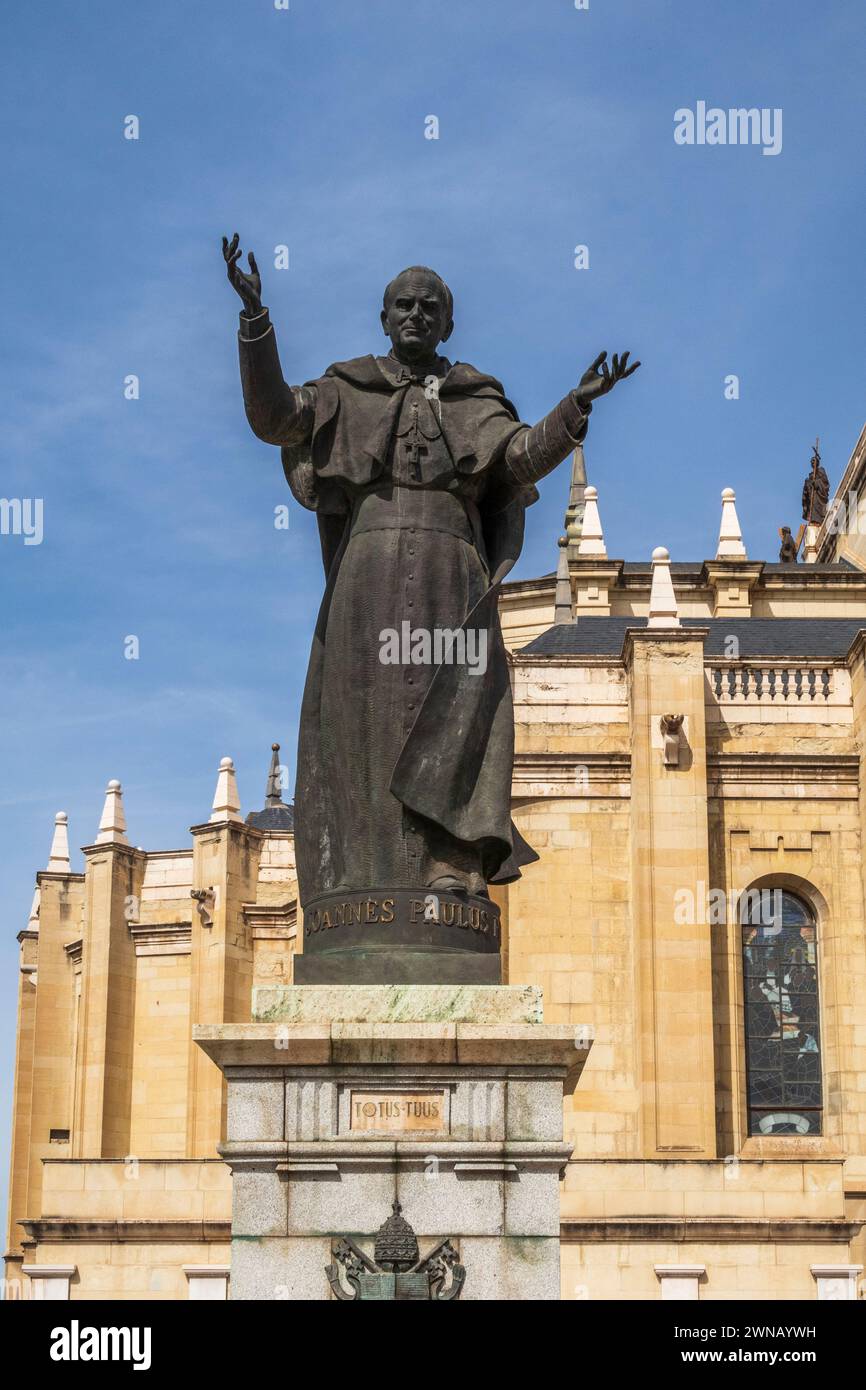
[405, 401, 427, 481]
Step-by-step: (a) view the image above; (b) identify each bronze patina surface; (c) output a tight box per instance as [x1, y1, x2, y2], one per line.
[223, 241, 638, 979]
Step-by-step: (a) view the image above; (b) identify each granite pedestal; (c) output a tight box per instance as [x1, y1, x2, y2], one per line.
[193, 986, 590, 1301]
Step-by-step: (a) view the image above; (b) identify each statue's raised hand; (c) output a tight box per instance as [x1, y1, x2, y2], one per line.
[222, 233, 262, 316]
[575, 351, 640, 409]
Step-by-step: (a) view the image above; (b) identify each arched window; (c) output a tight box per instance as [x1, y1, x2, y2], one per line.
[741, 889, 822, 1136]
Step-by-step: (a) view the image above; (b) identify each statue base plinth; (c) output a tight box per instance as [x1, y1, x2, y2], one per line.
[251, 983, 542, 1025]
[193, 988, 590, 1301]
[294, 886, 502, 985]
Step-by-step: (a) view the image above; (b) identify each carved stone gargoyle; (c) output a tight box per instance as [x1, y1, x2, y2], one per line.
[660, 713, 685, 769]
[191, 887, 215, 928]
[326, 1202, 465, 1301]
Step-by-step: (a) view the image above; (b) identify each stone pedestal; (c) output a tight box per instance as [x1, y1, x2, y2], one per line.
[193, 986, 589, 1301]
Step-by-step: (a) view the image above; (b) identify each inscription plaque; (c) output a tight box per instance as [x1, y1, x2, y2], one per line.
[293, 886, 502, 986]
[350, 1091, 446, 1133]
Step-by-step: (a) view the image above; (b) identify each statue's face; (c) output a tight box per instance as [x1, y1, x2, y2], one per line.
[381, 270, 453, 363]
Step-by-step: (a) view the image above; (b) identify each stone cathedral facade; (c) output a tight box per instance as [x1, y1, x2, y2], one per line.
[5, 425, 866, 1302]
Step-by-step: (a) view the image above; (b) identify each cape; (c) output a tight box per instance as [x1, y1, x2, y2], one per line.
[285, 355, 540, 887]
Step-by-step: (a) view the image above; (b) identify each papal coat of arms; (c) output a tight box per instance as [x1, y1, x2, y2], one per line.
[326, 1202, 465, 1301]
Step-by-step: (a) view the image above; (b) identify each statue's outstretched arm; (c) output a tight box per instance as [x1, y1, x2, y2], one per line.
[223, 233, 316, 447]
[504, 388, 590, 488]
[504, 350, 639, 488]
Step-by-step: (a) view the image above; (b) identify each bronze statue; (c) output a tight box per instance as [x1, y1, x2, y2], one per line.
[222, 237, 638, 979]
[802, 440, 829, 526]
[778, 526, 798, 564]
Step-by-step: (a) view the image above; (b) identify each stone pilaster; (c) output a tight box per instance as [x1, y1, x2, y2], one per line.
[5, 921, 40, 1271]
[73, 844, 144, 1157]
[27, 869, 85, 1212]
[186, 818, 261, 1158]
[623, 627, 717, 1157]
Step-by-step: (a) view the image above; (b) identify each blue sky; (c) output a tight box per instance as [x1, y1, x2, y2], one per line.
[1, 0, 865, 1214]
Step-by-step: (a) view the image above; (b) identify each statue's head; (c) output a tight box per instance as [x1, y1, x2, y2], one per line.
[381, 266, 454, 364]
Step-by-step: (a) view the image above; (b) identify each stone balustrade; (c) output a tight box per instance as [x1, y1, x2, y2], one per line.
[708, 663, 835, 703]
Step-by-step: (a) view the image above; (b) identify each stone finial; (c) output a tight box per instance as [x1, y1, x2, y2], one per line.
[95, 779, 129, 845]
[47, 812, 71, 871]
[210, 756, 242, 823]
[564, 443, 588, 544]
[265, 743, 284, 807]
[716, 487, 747, 559]
[28, 887, 40, 929]
[647, 547, 680, 627]
[553, 536, 572, 625]
[577, 485, 607, 557]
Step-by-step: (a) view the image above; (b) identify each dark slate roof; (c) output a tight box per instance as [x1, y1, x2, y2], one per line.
[246, 804, 295, 832]
[520, 618, 866, 659]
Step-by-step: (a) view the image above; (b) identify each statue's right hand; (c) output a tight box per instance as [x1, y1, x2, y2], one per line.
[222, 233, 263, 315]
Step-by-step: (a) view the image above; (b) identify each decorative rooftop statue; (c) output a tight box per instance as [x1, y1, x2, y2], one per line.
[778, 526, 799, 564]
[802, 439, 829, 527]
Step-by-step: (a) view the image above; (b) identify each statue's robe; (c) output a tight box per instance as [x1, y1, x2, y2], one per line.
[238, 310, 588, 903]
[801, 464, 830, 527]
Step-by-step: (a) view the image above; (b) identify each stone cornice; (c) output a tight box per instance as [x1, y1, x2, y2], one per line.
[188, 820, 263, 839]
[243, 901, 298, 935]
[501, 574, 556, 598]
[513, 751, 630, 798]
[128, 921, 192, 956]
[194, 1022, 590, 1092]
[219, 1139, 573, 1177]
[707, 753, 859, 784]
[845, 629, 866, 667]
[761, 569, 866, 589]
[567, 559, 624, 581]
[19, 1218, 230, 1245]
[700, 559, 765, 586]
[560, 1217, 863, 1243]
[512, 652, 626, 668]
[80, 843, 143, 860]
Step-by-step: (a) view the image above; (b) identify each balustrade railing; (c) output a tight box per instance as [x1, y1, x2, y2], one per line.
[708, 665, 833, 702]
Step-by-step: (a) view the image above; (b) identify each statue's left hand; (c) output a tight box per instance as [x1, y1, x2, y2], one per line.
[575, 351, 640, 408]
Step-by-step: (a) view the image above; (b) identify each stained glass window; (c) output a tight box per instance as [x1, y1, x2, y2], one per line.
[741, 889, 821, 1136]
